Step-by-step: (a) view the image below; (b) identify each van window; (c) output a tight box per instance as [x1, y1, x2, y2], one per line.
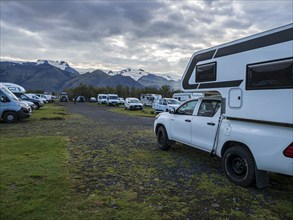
[246, 58, 293, 90]
[196, 62, 216, 82]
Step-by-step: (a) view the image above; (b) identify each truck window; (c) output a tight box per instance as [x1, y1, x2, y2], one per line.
[197, 100, 221, 117]
[196, 62, 216, 82]
[176, 100, 198, 115]
[246, 58, 293, 90]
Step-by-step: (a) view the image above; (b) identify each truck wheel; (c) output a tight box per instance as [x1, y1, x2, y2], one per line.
[157, 126, 170, 151]
[3, 111, 18, 123]
[222, 146, 255, 187]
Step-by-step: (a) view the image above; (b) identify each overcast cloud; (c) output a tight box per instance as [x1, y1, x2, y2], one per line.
[0, 0, 292, 77]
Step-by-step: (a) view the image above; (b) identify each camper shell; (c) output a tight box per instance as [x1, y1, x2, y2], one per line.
[154, 24, 293, 188]
[181, 24, 293, 125]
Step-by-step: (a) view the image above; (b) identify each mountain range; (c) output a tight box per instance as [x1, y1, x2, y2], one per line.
[0, 60, 181, 92]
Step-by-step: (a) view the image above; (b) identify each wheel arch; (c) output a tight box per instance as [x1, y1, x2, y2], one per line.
[221, 141, 253, 159]
[155, 123, 165, 135]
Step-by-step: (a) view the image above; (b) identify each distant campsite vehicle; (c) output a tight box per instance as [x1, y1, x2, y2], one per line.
[0, 82, 44, 109]
[152, 98, 181, 113]
[0, 83, 32, 123]
[97, 94, 107, 104]
[106, 94, 119, 106]
[124, 98, 143, 110]
[59, 92, 69, 102]
[140, 94, 162, 107]
[173, 92, 204, 102]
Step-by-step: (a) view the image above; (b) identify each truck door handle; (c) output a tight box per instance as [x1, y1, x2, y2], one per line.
[185, 119, 191, 122]
[207, 122, 215, 126]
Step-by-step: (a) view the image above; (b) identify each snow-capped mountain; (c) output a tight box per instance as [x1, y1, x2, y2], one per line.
[106, 68, 181, 82]
[36, 60, 79, 75]
[0, 60, 181, 91]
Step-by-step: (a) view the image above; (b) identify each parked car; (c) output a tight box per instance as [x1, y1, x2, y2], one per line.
[118, 97, 125, 105]
[153, 98, 181, 113]
[14, 93, 44, 109]
[90, 97, 97, 102]
[124, 98, 143, 110]
[26, 93, 47, 104]
[76, 96, 86, 102]
[0, 84, 32, 123]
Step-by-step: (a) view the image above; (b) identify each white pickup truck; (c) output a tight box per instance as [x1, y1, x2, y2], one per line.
[154, 96, 293, 188]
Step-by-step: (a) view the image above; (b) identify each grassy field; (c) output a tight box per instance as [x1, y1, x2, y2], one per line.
[0, 103, 292, 219]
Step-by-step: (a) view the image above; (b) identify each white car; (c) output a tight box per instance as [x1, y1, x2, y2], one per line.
[153, 98, 181, 113]
[124, 98, 143, 110]
[118, 97, 125, 105]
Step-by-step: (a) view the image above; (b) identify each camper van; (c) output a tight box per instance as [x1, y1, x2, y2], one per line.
[97, 94, 108, 104]
[1, 82, 44, 109]
[0, 83, 32, 122]
[154, 24, 293, 188]
[140, 94, 162, 107]
[106, 94, 119, 106]
[173, 92, 204, 102]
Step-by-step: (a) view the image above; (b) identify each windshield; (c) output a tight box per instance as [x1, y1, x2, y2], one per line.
[167, 99, 180, 104]
[130, 99, 140, 103]
[109, 96, 118, 100]
[2, 86, 19, 101]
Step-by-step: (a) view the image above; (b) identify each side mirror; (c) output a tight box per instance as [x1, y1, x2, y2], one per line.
[0, 96, 9, 102]
[169, 108, 175, 114]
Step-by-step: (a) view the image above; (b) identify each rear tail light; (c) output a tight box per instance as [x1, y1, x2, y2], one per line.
[283, 142, 293, 158]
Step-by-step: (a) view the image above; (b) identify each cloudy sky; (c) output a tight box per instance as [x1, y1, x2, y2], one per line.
[0, 0, 292, 77]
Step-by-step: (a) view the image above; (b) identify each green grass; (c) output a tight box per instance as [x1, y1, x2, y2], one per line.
[110, 106, 156, 117]
[0, 136, 72, 219]
[28, 103, 68, 121]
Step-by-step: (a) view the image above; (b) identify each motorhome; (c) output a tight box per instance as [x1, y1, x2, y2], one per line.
[140, 94, 162, 107]
[154, 24, 293, 188]
[173, 92, 204, 102]
[1, 82, 44, 109]
[0, 83, 32, 122]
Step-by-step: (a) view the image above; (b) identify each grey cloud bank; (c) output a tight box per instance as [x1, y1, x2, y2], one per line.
[1, 0, 292, 78]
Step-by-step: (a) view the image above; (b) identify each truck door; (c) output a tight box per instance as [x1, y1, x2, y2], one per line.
[191, 99, 221, 151]
[169, 99, 198, 144]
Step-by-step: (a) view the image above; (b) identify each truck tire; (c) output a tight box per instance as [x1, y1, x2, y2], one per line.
[157, 126, 171, 151]
[3, 111, 18, 123]
[222, 146, 255, 187]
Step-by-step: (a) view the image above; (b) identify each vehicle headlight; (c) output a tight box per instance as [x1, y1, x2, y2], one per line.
[19, 103, 28, 108]
[155, 114, 161, 119]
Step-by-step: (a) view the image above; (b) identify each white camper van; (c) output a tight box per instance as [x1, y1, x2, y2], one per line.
[106, 94, 119, 106]
[0, 83, 32, 122]
[97, 94, 107, 104]
[154, 24, 293, 188]
[173, 92, 204, 102]
[140, 94, 162, 107]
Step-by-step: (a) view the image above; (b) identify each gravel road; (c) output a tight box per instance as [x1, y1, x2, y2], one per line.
[62, 102, 155, 129]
